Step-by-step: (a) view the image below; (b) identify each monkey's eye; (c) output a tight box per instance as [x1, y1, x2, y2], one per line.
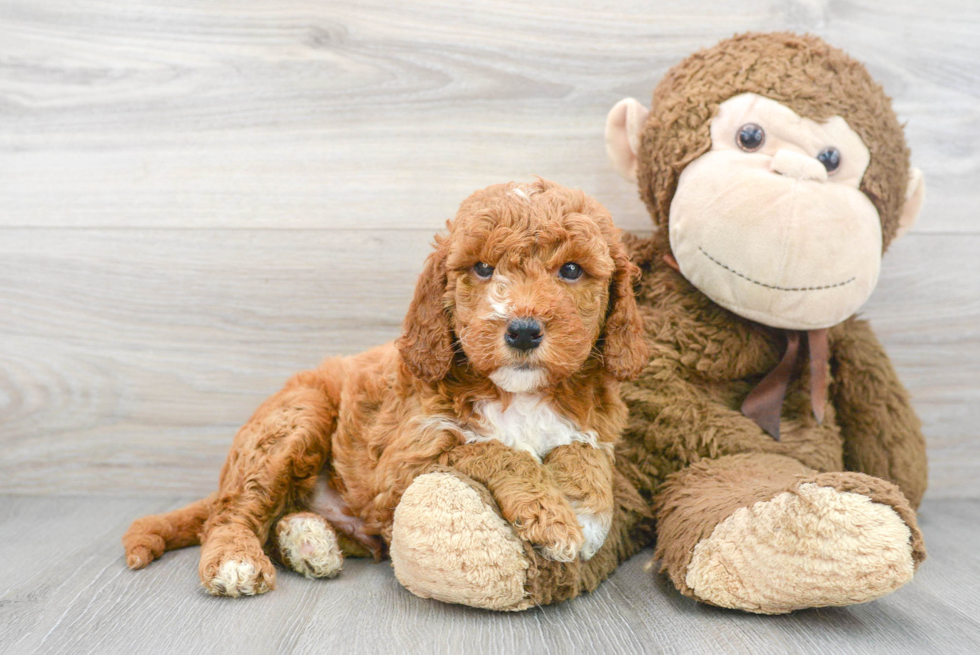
[558, 262, 583, 281]
[736, 123, 765, 152]
[816, 147, 841, 174]
[472, 262, 494, 279]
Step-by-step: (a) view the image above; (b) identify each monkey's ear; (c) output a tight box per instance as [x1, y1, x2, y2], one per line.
[396, 241, 455, 382]
[605, 98, 650, 183]
[895, 167, 926, 241]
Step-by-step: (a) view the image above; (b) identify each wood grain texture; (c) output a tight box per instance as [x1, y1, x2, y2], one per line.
[1, 230, 977, 497]
[0, 0, 978, 233]
[0, 0, 979, 498]
[0, 495, 978, 654]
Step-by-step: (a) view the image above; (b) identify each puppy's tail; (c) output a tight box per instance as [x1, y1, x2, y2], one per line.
[123, 493, 217, 570]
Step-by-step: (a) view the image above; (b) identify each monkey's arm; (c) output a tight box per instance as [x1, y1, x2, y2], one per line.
[829, 318, 928, 509]
[620, 359, 820, 489]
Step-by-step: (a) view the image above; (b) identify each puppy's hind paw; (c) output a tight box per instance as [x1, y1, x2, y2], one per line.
[125, 545, 156, 570]
[277, 513, 344, 579]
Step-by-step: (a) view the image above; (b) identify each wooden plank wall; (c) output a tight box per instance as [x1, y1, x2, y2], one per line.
[1, 0, 978, 497]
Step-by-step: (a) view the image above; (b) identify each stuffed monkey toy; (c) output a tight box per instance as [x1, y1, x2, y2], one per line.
[390, 32, 928, 614]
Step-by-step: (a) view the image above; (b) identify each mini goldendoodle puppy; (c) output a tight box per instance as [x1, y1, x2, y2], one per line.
[123, 178, 647, 596]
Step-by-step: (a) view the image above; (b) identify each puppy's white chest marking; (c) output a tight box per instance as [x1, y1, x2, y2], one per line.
[467, 394, 598, 460]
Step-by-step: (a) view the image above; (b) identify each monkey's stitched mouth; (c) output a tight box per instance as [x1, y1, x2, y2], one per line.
[698, 247, 855, 292]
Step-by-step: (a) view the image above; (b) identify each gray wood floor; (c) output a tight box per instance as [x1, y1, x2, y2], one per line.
[1, 496, 978, 655]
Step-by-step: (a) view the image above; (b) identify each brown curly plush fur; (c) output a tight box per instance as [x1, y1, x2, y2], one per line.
[618, 230, 927, 509]
[426, 32, 927, 611]
[123, 179, 648, 594]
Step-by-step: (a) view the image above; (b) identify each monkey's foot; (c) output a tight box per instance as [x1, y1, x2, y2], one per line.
[684, 479, 920, 614]
[390, 470, 533, 611]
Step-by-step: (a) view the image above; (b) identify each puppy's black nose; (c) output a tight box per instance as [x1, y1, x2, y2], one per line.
[505, 319, 543, 351]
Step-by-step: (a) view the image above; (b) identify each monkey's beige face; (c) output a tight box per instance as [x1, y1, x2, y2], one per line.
[668, 93, 882, 329]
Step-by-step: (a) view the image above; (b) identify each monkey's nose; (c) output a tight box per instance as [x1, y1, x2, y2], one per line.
[505, 319, 543, 351]
[770, 149, 828, 182]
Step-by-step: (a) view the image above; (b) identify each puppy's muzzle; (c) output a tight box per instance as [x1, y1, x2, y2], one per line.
[504, 318, 543, 352]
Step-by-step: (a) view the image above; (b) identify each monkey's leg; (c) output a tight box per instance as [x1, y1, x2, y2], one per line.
[199, 369, 338, 597]
[654, 453, 926, 614]
[389, 463, 651, 611]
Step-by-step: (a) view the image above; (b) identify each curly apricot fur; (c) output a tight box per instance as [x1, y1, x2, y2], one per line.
[122, 179, 645, 592]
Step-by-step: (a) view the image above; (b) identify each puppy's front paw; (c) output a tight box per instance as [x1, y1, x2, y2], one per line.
[205, 558, 274, 597]
[512, 495, 584, 563]
[574, 508, 612, 561]
[199, 537, 275, 597]
[538, 536, 582, 563]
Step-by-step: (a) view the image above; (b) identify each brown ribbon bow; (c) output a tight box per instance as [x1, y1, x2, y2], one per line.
[741, 328, 829, 441]
[662, 252, 829, 441]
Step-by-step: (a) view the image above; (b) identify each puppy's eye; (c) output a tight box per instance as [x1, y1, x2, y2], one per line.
[473, 262, 494, 279]
[816, 146, 841, 174]
[558, 262, 583, 281]
[736, 123, 765, 152]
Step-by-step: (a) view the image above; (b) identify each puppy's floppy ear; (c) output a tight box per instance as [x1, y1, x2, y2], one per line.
[602, 237, 648, 381]
[396, 238, 455, 382]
